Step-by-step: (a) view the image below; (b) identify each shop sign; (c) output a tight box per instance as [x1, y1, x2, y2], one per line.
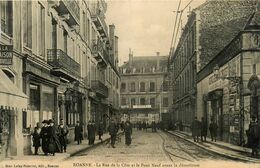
[133, 105, 151, 109]
[0, 45, 13, 65]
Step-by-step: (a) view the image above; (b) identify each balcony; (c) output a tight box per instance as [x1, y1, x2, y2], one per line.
[47, 49, 80, 81]
[53, 0, 80, 26]
[91, 80, 108, 98]
[92, 40, 108, 68]
[90, 2, 108, 38]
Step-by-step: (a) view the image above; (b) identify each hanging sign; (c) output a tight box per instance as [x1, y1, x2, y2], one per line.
[0, 44, 13, 65]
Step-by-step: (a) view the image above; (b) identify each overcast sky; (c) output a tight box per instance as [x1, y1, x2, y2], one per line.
[106, 0, 206, 65]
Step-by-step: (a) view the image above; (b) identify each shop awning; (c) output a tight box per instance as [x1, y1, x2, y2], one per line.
[0, 70, 28, 109]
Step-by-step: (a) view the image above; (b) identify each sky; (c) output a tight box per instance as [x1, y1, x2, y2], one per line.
[106, 0, 206, 65]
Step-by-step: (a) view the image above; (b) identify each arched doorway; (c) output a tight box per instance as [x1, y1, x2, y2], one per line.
[247, 74, 260, 119]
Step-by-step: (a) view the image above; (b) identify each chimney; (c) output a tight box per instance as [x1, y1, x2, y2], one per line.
[129, 48, 133, 67]
[156, 52, 160, 71]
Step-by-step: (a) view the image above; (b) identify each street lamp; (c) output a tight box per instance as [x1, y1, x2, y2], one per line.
[213, 64, 244, 146]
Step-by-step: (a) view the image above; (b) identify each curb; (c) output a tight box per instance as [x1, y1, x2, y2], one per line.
[63, 132, 124, 160]
[166, 131, 260, 163]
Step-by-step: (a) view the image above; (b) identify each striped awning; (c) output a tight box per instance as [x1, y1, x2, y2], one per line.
[0, 70, 28, 110]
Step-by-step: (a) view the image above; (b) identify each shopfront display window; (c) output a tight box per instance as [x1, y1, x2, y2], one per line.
[42, 85, 54, 121]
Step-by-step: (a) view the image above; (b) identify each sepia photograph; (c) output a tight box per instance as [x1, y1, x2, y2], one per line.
[0, 0, 260, 168]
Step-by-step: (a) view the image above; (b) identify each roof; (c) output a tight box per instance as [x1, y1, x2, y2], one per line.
[120, 56, 168, 74]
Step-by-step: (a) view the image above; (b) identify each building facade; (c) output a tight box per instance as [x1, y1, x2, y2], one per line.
[197, 6, 260, 145]
[169, 0, 257, 132]
[119, 52, 170, 124]
[0, 0, 119, 159]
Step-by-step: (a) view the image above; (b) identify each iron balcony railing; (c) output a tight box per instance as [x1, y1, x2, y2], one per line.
[91, 80, 108, 98]
[92, 39, 109, 63]
[47, 49, 80, 77]
[90, 1, 108, 38]
[62, 0, 80, 22]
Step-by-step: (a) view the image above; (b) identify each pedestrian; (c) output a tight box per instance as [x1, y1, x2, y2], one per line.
[248, 116, 259, 157]
[87, 121, 95, 145]
[32, 122, 41, 155]
[209, 118, 218, 142]
[179, 121, 183, 131]
[58, 119, 69, 153]
[75, 121, 83, 145]
[108, 119, 117, 148]
[191, 117, 201, 142]
[40, 120, 49, 155]
[98, 121, 104, 141]
[151, 121, 156, 132]
[201, 117, 207, 142]
[125, 120, 132, 146]
[47, 119, 62, 156]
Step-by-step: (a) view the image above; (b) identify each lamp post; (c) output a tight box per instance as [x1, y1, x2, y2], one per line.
[213, 64, 244, 146]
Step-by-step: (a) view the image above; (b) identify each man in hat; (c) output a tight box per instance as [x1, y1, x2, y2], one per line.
[191, 117, 201, 142]
[40, 120, 49, 155]
[87, 121, 95, 145]
[124, 120, 132, 146]
[48, 119, 62, 156]
[32, 122, 41, 155]
[108, 119, 117, 148]
[75, 121, 83, 145]
[248, 116, 259, 157]
[58, 119, 69, 152]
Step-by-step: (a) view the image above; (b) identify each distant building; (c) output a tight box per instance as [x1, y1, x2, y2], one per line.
[119, 52, 170, 124]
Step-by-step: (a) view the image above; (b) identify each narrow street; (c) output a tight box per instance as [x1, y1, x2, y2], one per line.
[69, 130, 231, 163]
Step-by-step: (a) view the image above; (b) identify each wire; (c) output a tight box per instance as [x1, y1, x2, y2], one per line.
[172, 0, 194, 49]
[170, 0, 182, 53]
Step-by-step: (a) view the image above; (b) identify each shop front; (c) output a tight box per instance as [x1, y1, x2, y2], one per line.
[23, 58, 60, 128]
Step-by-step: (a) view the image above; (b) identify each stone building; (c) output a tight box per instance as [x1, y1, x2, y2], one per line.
[169, 0, 257, 132]
[0, 0, 119, 158]
[197, 4, 260, 145]
[119, 52, 170, 124]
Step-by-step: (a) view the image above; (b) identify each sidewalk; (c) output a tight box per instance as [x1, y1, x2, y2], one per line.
[168, 130, 260, 163]
[7, 132, 123, 162]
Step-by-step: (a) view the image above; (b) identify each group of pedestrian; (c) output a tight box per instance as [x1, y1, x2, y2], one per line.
[247, 116, 260, 158]
[108, 119, 133, 148]
[32, 119, 68, 156]
[136, 121, 147, 131]
[191, 117, 218, 143]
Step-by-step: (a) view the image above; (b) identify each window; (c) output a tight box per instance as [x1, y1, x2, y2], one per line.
[63, 30, 68, 53]
[150, 82, 155, 92]
[29, 84, 40, 111]
[162, 81, 168, 91]
[131, 98, 136, 107]
[150, 98, 155, 108]
[140, 82, 145, 92]
[140, 98, 145, 105]
[130, 82, 135, 92]
[83, 11, 87, 42]
[163, 97, 168, 107]
[121, 83, 126, 92]
[121, 97, 126, 106]
[37, 2, 45, 58]
[23, 1, 32, 48]
[52, 19, 57, 49]
[0, 1, 12, 36]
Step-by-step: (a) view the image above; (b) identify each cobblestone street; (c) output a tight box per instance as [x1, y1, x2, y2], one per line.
[69, 130, 233, 163]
